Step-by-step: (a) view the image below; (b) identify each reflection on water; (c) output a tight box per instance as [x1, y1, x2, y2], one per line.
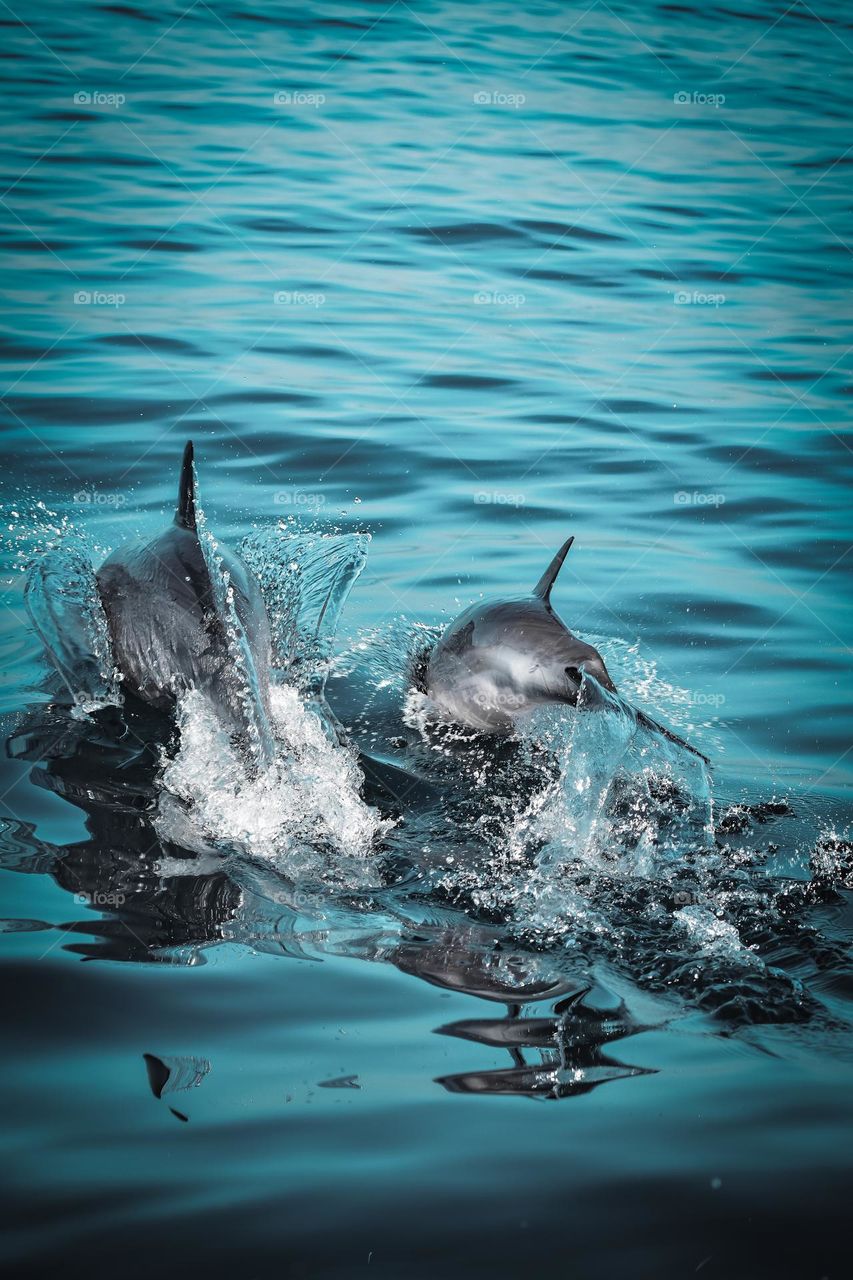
[435, 997, 655, 1100]
[5, 675, 852, 1088]
[4, 698, 660, 1106]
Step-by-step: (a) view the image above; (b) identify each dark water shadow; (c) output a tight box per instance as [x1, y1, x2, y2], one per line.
[3, 699, 661, 1106]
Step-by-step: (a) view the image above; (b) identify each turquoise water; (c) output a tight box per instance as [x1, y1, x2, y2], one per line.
[1, 2, 852, 1276]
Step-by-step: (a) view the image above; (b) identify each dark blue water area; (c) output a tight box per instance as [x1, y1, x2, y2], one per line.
[1, 1, 852, 1277]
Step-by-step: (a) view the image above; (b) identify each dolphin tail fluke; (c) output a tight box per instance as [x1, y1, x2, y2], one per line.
[533, 535, 574, 602]
[176, 440, 196, 530]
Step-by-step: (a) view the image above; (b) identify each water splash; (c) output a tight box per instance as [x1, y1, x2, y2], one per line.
[17, 496, 385, 870]
[195, 505, 276, 768]
[674, 904, 759, 964]
[520, 673, 714, 877]
[23, 537, 122, 714]
[9, 522, 846, 1027]
[156, 685, 389, 881]
[327, 615, 816, 1018]
[241, 525, 369, 692]
[587, 634, 727, 758]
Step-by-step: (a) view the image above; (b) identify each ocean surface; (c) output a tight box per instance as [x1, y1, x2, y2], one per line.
[1, 2, 852, 1277]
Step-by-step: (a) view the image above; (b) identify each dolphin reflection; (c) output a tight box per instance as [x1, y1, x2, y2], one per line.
[4, 702, 659, 1103]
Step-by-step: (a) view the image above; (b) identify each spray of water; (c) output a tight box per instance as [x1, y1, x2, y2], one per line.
[156, 685, 389, 882]
[24, 536, 122, 714]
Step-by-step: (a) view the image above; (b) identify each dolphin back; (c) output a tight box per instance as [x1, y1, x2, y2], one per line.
[96, 442, 275, 765]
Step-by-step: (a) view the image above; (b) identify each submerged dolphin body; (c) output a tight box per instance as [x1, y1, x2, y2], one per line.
[94, 441, 275, 761]
[425, 536, 708, 762]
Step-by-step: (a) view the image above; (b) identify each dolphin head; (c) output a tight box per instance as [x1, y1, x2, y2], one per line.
[425, 537, 616, 732]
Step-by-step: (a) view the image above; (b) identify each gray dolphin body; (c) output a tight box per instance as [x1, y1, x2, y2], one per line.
[95, 442, 274, 757]
[426, 536, 707, 762]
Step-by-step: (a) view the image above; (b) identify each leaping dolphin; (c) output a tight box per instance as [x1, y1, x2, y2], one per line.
[23, 441, 276, 764]
[94, 441, 275, 761]
[425, 536, 708, 762]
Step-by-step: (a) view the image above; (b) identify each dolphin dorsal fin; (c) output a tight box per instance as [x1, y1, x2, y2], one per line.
[176, 440, 197, 530]
[533, 535, 574, 603]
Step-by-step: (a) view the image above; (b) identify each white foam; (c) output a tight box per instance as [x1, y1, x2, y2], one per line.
[156, 685, 389, 883]
[674, 904, 758, 963]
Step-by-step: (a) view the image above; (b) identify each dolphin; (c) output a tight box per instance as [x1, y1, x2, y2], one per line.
[93, 441, 275, 762]
[425, 535, 708, 762]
